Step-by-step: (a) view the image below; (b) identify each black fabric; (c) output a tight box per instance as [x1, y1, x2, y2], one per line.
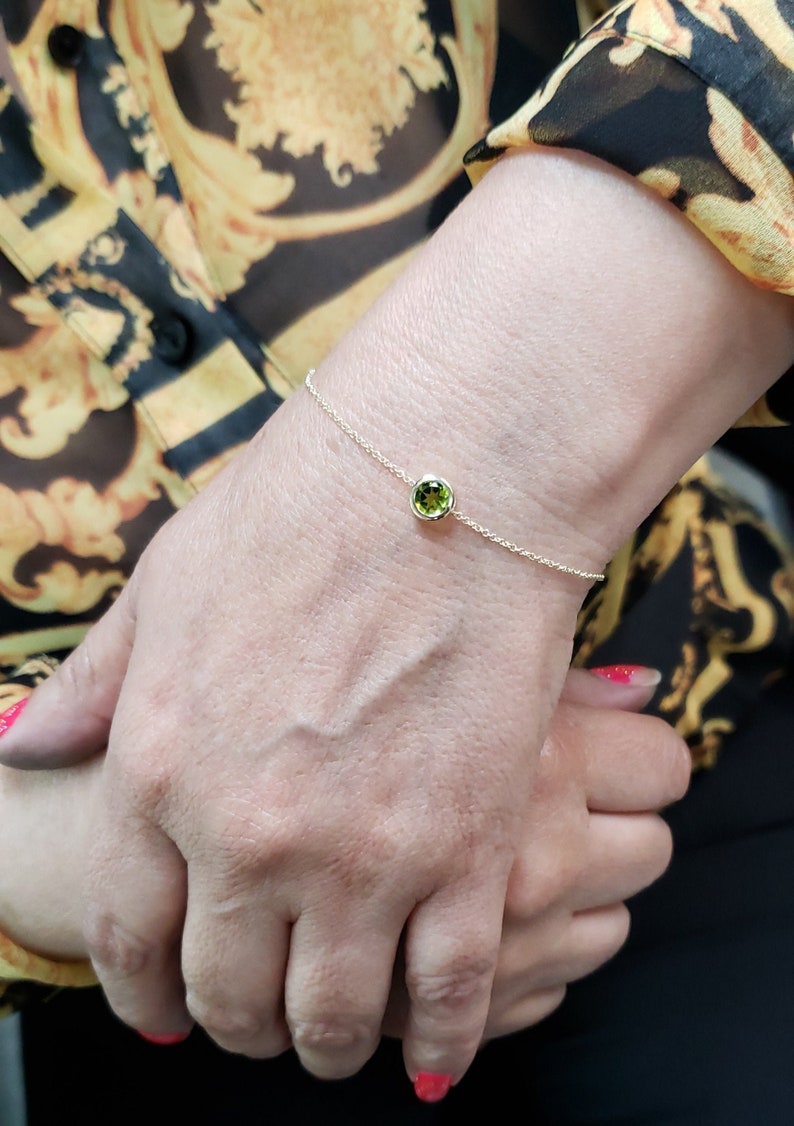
[22, 991, 442, 1126]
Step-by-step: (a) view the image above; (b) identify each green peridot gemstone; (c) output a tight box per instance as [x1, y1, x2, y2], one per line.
[410, 475, 455, 521]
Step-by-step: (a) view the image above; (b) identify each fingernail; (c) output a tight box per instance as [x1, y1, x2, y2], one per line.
[590, 665, 662, 687]
[413, 1072, 453, 1103]
[0, 698, 28, 736]
[136, 1030, 191, 1046]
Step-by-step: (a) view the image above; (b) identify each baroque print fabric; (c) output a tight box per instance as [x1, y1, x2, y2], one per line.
[0, 0, 494, 673]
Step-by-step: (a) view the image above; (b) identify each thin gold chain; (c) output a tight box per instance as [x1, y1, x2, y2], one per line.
[304, 371, 605, 583]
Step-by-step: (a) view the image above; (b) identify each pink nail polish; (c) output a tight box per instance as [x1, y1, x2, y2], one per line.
[136, 1030, 191, 1046]
[0, 698, 28, 736]
[590, 664, 661, 687]
[413, 1072, 453, 1103]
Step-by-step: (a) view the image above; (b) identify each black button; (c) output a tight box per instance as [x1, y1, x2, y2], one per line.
[47, 25, 86, 69]
[151, 313, 193, 366]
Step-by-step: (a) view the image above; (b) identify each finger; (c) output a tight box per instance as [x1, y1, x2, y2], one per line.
[481, 985, 567, 1041]
[284, 901, 401, 1079]
[180, 881, 291, 1060]
[400, 873, 508, 1088]
[570, 811, 673, 910]
[483, 904, 630, 1040]
[516, 903, 631, 993]
[0, 586, 137, 769]
[84, 805, 192, 1039]
[582, 709, 692, 812]
[381, 942, 411, 1040]
[559, 665, 662, 712]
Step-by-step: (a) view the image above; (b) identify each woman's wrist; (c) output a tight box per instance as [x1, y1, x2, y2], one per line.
[296, 147, 794, 578]
[0, 761, 95, 961]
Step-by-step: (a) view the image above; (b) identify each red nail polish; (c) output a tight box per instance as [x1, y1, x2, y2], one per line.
[136, 1030, 191, 1046]
[0, 698, 28, 736]
[590, 664, 661, 687]
[413, 1072, 453, 1103]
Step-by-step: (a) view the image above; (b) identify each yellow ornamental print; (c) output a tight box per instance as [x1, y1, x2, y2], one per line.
[678, 0, 737, 39]
[36, 269, 155, 380]
[6, 167, 65, 230]
[697, 0, 794, 68]
[573, 453, 794, 770]
[0, 292, 128, 460]
[685, 89, 794, 294]
[626, 0, 694, 57]
[110, 171, 217, 308]
[112, 0, 494, 297]
[0, 481, 126, 614]
[104, 412, 191, 513]
[617, 0, 794, 67]
[205, 0, 448, 185]
[620, 0, 738, 59]
[8, 1, 107, 183]
[109, 0, 297, 295]
[464, 29, 604, 190]
[101, 64, 171, 183]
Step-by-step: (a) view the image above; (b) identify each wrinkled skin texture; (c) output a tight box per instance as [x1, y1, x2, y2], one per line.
[382, 667, 689, 1042]
[0, 665, 688, 1050]
[5, 146, 788, 1088]
[4, 394, 590, 1087]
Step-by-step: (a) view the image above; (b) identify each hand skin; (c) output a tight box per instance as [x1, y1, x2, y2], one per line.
[382, 668, 690, 1043]
[0, 147, 792, 1088]
[0, 668, 690, 1047]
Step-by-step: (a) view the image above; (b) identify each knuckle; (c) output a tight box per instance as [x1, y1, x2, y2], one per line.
[290, 1017, 371, 1053]
[508, 853, 578, 918]
[202, 804, 269, 868]
[186, 993, 291, 1058]
[289, 1018, 378, 1080]
[187, 996, 262, 1039]
[84, 912, 156, 977]
[119, 741, 170, 800]
[406, 958, 493, 1013]
[61, 642, 103, 705]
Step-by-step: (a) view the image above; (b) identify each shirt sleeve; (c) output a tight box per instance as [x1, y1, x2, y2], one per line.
[464, 0, 794, 425]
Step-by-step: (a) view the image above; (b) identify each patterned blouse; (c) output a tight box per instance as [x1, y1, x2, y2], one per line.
[1, 0, 793, 1008]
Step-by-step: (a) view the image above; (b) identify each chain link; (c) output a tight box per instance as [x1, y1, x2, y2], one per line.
[304, 370, 605, 583]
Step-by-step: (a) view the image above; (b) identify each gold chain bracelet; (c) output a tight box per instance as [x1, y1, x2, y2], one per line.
[304, 370, 605, 583]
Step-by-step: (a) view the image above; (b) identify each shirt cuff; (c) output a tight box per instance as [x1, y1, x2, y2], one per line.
[464, 0, 794, 420]
[466, 0, 794, 295]
[1, 930, 97, 1018]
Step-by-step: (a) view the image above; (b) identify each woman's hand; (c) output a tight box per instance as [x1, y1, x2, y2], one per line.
[0, 754, 101, 963]
[0, 147, 790, 1091]
[0, 400, 590, 1089]
[0, 666, 688, 1053]
[383, 667, 690, 1043]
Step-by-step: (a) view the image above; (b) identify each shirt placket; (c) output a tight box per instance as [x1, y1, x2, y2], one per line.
[0, 7, 284, 494]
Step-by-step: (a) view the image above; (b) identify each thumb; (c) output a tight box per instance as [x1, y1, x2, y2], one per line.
[0, 586, 136, 769]
[560, 664, 663, 713]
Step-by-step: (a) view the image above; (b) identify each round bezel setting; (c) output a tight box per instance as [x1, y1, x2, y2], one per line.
[410, 475, 455, 521]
